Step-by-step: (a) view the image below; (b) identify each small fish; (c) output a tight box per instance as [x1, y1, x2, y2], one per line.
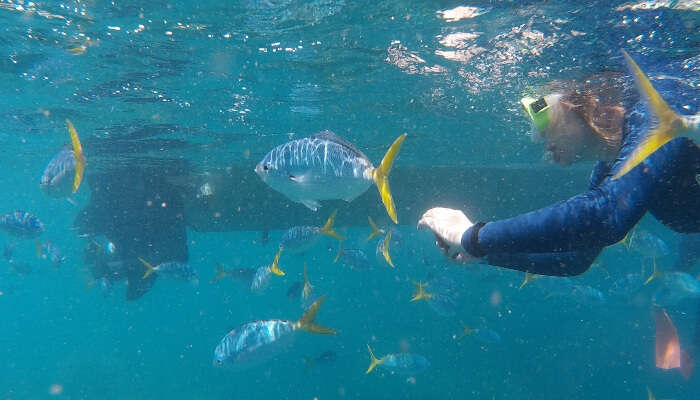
[365, 344, 430, 375]
[9, 260, 32, 275]
[627, 230, 670, 260]
[521, 274, 575, 297]
[376, 230, 395, 267]
[36, 240, 65, 267]
[652, 272, 700, 307]
[366, 216, 385, 242]
[612, 50, 699, 180]
[300, 262, 316, 309]
[251, 249, 285, 293]
[210, 263, 256, 284]
[279, 210, 345, 254]
[3, 243, 16, 261]
[572, 285, 607, 306]
[98, 277, 114, 297]
[256, 130, 407, 223]
[303, 350, 337, 370]
[39, 119, 86, 197]
[213, 295, 337, 369]
[459, 322, 501, 344]
[138, 258, 198, 282]
[0, 211, 44, 240]
[334, 246, 372, 270]
[287, 281, 304, 299]
[609, 273, 644, 296]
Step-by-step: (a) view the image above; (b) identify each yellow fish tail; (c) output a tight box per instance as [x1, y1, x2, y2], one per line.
[319, 209, 346, 241]
[612, 50, 693, 179]
[211, 263, 228, 283]
[138, 257, 155, 279]
[647, 386, 656, 400]
[365, 344, 384, 374]
[333, 240, 344, 264]
[302, 262, 312, 300]
[459, 321, 473, 340]
[365, 216, 385, 242]
[519, 272, 539, 290]
[643, 258, 663, 285]
[410, 281, 433, 302]
[380, 230, 394, 268]
[372, 133, 407, 224]
[66, 119, 86, 193]
[296, 294, 337, 335]
[269, 248, 285, 276]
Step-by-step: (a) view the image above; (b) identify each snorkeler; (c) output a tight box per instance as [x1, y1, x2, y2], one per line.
[75, 164, 189, 300]
[418, 51, 699, 347]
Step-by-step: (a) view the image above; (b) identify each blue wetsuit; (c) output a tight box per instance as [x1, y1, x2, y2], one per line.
[461, 61, 700, 277]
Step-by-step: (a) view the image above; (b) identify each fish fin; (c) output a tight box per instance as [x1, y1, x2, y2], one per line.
[296, 294, 337, 335]
[647, 387, 656, 400]
[333, 240, 344, 263]
[410, 281, 432, 302]
[269, 248, 285, 276]
[211, 263, 228, 283]
[66, 119, 86, 193]
[620, 229, 635, 249]
[366, 344, 384, 374]
[380, 230, 394, 267]
[300, 199, 321, 211]
[644, 258, 663, 285]
[680, 349, 695, 380]
[303, 357, 312, 371]
[365, 216, 385, 242]
[459, 321, 473, 340]
[138, 257, 155, 279]
[612, 50, 693, 179]
[35, 240, 43, 259]
[302, 262, 312, 300]
[319, 209, 346, 241]
[519, 272, 539, 290]
[372, 133, 407, 224]
[289, 174, 305, 183]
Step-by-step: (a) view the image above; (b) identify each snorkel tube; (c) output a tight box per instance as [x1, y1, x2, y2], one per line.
[520, 97, 550, 132]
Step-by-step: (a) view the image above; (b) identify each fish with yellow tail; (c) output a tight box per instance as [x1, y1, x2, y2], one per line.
[365, 344, 429, 375]
[256, 131, 407, 224]
[410, 277, 457, 317]
[612, 50, 699, 180]
[40, 119, 86, 197]
[366, 216, 385, 242]
[213, 295, 337, 370]
[378, 230, 394, 267]
[279, 210, 346, 254]
[138, 257, 198, 283]
[300, 262, 317, 309]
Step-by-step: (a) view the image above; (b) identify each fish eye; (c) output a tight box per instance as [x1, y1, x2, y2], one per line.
[263, 165, 268, 171]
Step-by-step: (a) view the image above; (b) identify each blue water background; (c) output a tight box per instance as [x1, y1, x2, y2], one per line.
[0, 0, 698, 399]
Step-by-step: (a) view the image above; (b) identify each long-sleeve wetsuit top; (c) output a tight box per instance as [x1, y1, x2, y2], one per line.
[461, 59, 700, 277]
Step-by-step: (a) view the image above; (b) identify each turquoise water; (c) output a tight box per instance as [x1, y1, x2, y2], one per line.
[0, 0, 699, 399]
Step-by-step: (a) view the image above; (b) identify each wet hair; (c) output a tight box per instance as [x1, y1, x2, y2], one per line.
[544, 72, 626, 153]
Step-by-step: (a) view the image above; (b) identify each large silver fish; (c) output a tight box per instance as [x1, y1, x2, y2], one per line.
[213, 295, 336, 370]
[255, 130, 406, 223]
[39, 120, 86, 197]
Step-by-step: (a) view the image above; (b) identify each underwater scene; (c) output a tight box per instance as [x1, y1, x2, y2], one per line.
[0, 0, 699, 399]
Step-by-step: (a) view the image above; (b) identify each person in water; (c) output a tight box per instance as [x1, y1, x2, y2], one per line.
[418, 51, 699, 345]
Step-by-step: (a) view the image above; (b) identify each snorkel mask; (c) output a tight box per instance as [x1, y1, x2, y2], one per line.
[520, 96, 550, 132]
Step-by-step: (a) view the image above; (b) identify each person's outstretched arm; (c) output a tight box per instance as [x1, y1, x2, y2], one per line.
[485, 248, 603, 277]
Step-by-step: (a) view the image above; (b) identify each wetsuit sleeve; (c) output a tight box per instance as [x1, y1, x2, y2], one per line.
[461, 138, 683, 256]
[485, 248, 602, 277]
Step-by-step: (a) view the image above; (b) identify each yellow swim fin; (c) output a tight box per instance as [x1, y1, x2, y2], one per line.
[372, 133, 407, 224]
[410, 281, 433, 302]
[612, 50, 699, 179]
[366, 216, 385, 242]
[269, 249, 285, 276]
[319, 209, 346, 241]
[643, 258, 663, 285]
[519, 272, 539, 290]
[66, 119, 86, 193]
[211, 263, 228, 283]
[365, 344, 385, 374]
[296, 294, 337, 335]
[138, 257, 156, 279]
[380, 230, 394, 268]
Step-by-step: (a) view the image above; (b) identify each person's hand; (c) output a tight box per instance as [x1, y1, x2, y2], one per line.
[417, 207, 474, 261]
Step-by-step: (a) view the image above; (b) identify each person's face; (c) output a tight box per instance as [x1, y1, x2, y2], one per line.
[536, 95, 595, 166]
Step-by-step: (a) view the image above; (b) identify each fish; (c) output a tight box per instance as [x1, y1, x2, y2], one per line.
[651, 272, 700, 306]
[300, 262, 316, 309]
[303, 350, 337, 370]
[36, 240, 65, 267]
[365, 344, 430, 375]
[8, 260, 32, 275]
[251, 249, 285, 293]
[521, 274, 575, 298]
[572, 285, 607, 306]
[459, 322, 501, 344]
[213, 295, 337, 369]
[612, 50, 699, 180]
[366, 216, 385, 242]
[334, 245, 372, 270]
[138, 258, 198, 282]
[210, 263, 256, 284]
[609, 273, 644, 296]
[255, 130, 407, 223]
[0, 211, 44, 240]
[279, 210, 346, 253]
[98, 277, 114, 297]
[39, 119, 86, 197]
[376, 230, 395, 267]
[410, 279, 458, 316]
[653, 307, 695, 379]
[626, 230, 670, 260]
[286, 281, 304, 299]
